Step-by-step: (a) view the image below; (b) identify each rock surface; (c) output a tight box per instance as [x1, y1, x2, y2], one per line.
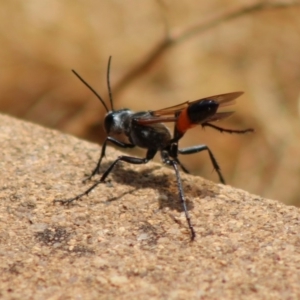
[0, 114, 300, 299]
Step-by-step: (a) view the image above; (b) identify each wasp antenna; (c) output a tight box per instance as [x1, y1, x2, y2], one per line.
[71, 69, 109, 113]
[106, 56, 114, 111]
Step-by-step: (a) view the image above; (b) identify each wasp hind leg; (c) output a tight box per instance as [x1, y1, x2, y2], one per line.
[202, 122, 254, 134]
[178, 145, 225, 184]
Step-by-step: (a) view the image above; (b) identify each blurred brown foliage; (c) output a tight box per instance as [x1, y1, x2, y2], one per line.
[1, 0, 300, 205]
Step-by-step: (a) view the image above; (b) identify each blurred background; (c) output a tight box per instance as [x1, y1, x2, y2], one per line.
[1, 0, 300, 205]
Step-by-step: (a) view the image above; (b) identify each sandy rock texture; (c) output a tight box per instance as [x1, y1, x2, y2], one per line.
[0, 114, 300, 299]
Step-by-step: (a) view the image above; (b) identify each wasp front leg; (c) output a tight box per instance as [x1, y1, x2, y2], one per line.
[84, 136, 135, 182]
[54, 148, 157, 205]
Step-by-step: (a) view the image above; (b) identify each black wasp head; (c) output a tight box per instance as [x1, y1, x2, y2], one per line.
[71, 57, 134, 137]
[104, 109, 133, 135]
[187, 99, 219, 124]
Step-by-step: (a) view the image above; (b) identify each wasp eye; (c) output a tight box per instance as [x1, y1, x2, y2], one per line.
[104, 112, 114, 133]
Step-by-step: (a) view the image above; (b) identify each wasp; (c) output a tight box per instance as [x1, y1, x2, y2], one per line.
[54, 56, 253, 240]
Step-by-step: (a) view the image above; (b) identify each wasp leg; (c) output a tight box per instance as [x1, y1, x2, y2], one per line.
[161, 151, 195, 241]
[84, 136, 135, 182]
[202, 122, 254, 134]
[174, 157, 190, 174]
[178, 145, 225, 184]
[100, 148, 157, 182]
[167, 143, 190, 174]
[54, 179, 109, 205]
[54, 148, 157, 205]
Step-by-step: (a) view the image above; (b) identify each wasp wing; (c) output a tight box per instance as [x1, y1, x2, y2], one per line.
[136, 92, 243, 125]
[151, 91, 243, 116]
[204, 91, 243, 107]
[134, 116, 177, 125]
[205, 111, 234, 122]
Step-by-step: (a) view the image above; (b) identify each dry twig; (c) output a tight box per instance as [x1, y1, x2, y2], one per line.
[113, 1, 300, 95]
